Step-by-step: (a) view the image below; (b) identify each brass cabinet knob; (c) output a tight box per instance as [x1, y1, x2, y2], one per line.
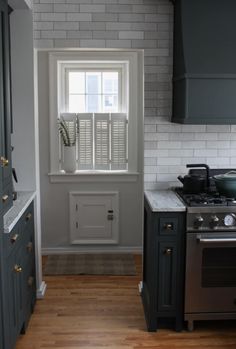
[28, 276, 34, 287]
[11, 234, 19, 244]
[14, 264, 22, 273]
[164, 223, 173, 230]
[164, 248, 172, 255]
[25, 213, 32, 222]
[27, 242, 33, 252]
[0, 156, 9, 167]
[2, 194, 9, 203]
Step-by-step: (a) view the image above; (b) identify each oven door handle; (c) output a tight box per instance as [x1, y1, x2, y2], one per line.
[197, 235, 236, 243]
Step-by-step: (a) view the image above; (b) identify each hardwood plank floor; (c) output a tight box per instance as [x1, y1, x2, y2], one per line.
[15, 255, 236, 349]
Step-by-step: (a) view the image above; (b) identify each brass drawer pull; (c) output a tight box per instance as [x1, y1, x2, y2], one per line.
[28, 276, 34, 287]
[2, 194, 9, 203]
[164, 248, 172, 255]
[11, 234, 19, 244]
[1, 156, 9, 167]
[164, 223, 173, 230]
[27, 242, 33, 252]
[26, 213, 32, 222]
[14, 264, 22, 273]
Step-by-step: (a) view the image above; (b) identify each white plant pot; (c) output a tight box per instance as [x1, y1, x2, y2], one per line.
[63, 146, 76, 173]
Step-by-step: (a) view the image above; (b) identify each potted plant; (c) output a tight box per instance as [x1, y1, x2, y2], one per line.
[58, 115, 77, 172]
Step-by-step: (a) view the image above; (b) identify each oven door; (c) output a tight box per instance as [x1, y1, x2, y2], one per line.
[185, 232, 236, 313]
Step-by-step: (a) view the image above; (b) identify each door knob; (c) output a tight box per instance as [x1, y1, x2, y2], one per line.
[2, 195, 8, 203]
[164, 248, 172, 255]
[0, 156, 9, 167]
[25, 213, 32, 221]
[11, 234, 19, 244]
[164, 223, 173, 230]
[14, 265, 22, 273]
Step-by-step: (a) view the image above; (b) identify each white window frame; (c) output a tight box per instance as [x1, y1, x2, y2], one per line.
[48, 50, 144, 182]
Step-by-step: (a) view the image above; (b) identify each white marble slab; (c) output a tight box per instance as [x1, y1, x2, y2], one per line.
[145, 190, 186, 212]
[3, 191, 36, 233]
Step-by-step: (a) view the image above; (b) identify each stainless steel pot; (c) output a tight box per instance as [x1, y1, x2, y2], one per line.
[213, 171, 236, 197]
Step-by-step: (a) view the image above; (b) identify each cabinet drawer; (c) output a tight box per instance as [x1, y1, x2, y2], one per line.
[2, 183, 13, 214]
[159, 217, 178, 236]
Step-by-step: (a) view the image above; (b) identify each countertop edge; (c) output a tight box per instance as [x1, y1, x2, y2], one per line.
[4, 191, 36, 234]
[144, 190, 186, 212]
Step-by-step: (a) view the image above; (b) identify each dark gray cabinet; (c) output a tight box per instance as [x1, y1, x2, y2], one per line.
[0, 222, 4, 349]
[142, 197, 185, 331]
[0, 0, 12, 214]
[2, 202, 36, 349]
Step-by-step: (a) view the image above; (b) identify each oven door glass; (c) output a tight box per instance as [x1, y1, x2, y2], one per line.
[202, 246, 236, 287]
[185, 232, 236, 313]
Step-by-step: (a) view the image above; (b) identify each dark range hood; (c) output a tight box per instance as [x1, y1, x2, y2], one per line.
[171, 0, 236, 124]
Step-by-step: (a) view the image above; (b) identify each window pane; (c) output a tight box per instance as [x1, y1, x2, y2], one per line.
[86, 95, 101, 112]
[103, 72, 118, 94]
[69, 95, 85, 113]
[69, 72, 85, 94]
[86, 72, 101, 94]
[103, 95, 118, 112]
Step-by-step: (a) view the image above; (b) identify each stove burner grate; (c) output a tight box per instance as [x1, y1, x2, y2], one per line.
[176, 188, 236, 207]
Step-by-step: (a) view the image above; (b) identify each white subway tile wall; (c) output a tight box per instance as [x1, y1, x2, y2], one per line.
[33, 0, 236, 189]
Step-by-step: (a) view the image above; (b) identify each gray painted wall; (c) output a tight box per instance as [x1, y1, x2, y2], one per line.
[11, 10, 36, 191]
[37, 51, 143, 251]
[32, 0, 236, 250]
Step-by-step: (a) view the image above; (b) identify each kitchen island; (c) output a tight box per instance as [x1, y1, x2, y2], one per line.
[142, 189, 186, 331]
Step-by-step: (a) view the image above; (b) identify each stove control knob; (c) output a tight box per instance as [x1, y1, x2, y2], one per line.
[194, 215, 204, 228]
[210, 215, 220, 228]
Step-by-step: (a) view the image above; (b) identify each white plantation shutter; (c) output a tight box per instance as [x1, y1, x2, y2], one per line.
[111, 113, 128, 170]
[78, 113, 93, 170]
[59, 113, 77, 169]
[94, 113, 110, 170]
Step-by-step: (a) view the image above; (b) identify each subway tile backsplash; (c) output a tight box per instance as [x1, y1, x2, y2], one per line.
[33, 0, 236, 190]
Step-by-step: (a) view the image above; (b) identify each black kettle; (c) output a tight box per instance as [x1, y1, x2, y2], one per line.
[178, 164, 210, 194]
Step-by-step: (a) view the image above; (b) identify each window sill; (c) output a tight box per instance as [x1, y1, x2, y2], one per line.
[48, 171, 140, 183]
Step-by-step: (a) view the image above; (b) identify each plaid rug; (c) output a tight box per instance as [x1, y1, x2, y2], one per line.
[44, 253, 137, 276]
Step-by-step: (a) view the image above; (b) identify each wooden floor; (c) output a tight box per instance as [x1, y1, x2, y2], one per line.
[16, 255, 236, 349]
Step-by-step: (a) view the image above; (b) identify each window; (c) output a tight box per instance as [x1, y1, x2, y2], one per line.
[49, 50, 143, 178]
[59, 62, 128, 171]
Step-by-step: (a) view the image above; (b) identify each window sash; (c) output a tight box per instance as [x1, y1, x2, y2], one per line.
[64, 67, 122, 114]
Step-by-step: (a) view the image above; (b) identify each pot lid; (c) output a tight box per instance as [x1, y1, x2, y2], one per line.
[213, 171, 236, 181]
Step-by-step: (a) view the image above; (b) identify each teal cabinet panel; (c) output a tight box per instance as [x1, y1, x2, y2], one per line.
[142, 197, 185, 332]
[2, 202, 36, 349]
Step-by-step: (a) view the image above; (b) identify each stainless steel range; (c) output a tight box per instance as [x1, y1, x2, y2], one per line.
[176, 173, 236, 331]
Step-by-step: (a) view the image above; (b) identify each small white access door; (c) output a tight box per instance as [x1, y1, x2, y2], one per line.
[69, 192, 119, 244]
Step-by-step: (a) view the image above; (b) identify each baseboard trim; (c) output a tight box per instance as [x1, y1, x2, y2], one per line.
[42, 246, 142, 255]
[37, 281, 47, 299]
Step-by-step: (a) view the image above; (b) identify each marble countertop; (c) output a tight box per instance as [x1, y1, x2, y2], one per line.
[4, 191, 36, 233]
[144, 190, 186, 212]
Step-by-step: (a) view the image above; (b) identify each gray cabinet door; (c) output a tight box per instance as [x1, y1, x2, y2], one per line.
[158, 241, 177, 312]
